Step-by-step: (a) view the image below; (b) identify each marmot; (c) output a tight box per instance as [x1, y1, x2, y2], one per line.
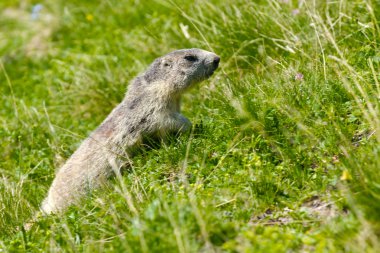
[41, 48, 220, 214]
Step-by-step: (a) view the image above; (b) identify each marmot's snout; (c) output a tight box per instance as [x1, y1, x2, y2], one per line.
[206, 54, 220, 77]
[213, 56, 220, 69]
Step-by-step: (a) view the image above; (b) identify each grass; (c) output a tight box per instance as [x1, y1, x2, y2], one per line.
[1, 0, 379, 252]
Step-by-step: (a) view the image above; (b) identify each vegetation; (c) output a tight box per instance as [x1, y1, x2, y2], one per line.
[1, 0, 379, 252]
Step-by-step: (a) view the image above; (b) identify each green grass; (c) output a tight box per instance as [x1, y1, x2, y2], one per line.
[1, 0, 380, 252]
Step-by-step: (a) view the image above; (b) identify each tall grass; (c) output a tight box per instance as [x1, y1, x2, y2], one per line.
[1, 0, 379, 252]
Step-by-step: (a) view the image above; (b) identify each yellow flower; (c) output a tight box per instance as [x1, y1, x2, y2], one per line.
[340, 169, 352, 181]
[86, 14, 94, 22]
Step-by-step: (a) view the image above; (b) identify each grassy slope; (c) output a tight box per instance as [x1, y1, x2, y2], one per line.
[1, 0, 379, 252]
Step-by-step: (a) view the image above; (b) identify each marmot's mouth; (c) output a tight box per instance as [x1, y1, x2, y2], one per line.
[206, 70, 215, 77]
[206, 67, 218, 78]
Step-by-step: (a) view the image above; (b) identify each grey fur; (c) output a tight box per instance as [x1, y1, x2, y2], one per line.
[41, 48, 220, 214]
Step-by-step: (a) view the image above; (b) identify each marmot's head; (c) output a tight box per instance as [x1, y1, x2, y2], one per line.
[143, 48, 220, 93]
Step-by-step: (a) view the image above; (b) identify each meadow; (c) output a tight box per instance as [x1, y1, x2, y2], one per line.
[1, 0, 379, 252]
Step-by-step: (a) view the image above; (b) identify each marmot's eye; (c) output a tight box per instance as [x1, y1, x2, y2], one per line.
[184, 55, 198, 62]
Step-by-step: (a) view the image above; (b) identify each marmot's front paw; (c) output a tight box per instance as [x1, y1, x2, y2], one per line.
[177, 115, 192, 133]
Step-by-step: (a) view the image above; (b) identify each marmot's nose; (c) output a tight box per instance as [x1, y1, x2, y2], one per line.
[213, 56, 220, 68]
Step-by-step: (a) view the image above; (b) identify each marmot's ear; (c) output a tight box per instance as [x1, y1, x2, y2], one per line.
[162, 59, 172, 67]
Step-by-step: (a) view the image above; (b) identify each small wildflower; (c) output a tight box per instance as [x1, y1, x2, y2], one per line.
[31, 4, 43, 20]
[86, 14, 94, 22]
[332, 155, 340, 163]
[340, 169, 352, 181]
[292, 9, 300, 15]
[295, 72, 304, 81]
